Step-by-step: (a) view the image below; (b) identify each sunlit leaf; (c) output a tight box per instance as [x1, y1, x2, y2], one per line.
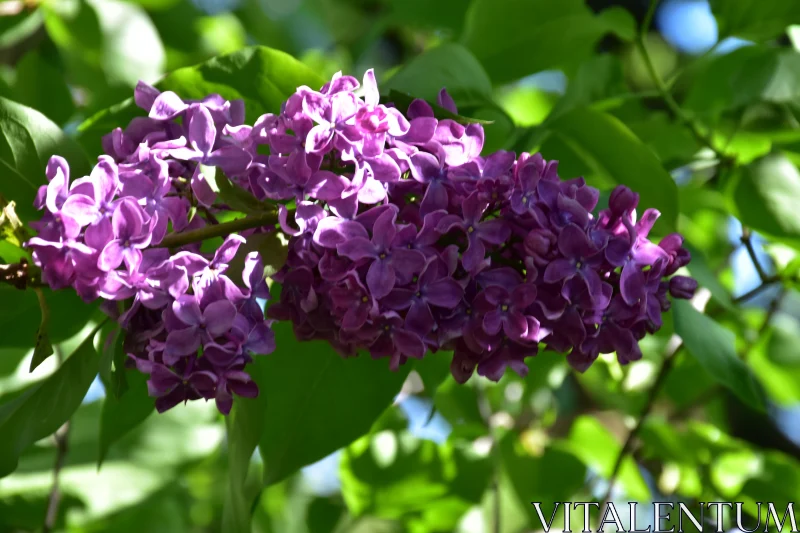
[673, 300, 767, 412]
[710, 0, 800, 41]
[546, 106, 679, 232]
[734, 153, 800, 240]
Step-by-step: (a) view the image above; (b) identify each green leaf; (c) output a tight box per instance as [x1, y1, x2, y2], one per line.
[222, 392, 266, 533]
[546, 106, 679, 231]
[98, 369, 153, 465]
[709, 0, 800, 41]
[99, 326, 128, 399]
[78, 45, 326, 156]
[500, 434, 586, 525]
[225, 231, 288, 287]
[733, 153, 800, 240]
[216, 169, 276, 215]
[384, 42, 492, 105]
[0, 286, 98, 348]
[566, 416, 650, 500]
[0, 96, 91, 222]
[624, 112, 700, 165]
[766, 314, 800, 367]
[673, 299, 767, 412]
[258, 322, 411, 485]
[0, 321, 103, 477]
[0, 493, 83, 532]
[12, 50, 75, 126]
[740, 451, 800, 508]
[684, 244, 735, 311]
[683, 47, 800, 119]
[461, 0, 635, 84]
[0, 8, 43, 51]
[87, 0, 165, 87]
[553, 55, 628, 118]
[433, 378, 487, 440]
[44, 0, 165, 89]
[29, 289, 53, 372]
[512, 54, 629, 154]
[385, 0, 465, 33]
[340, 430, 490, 525]
[384, 90, 494, 125]
[413, 351, 452, 397]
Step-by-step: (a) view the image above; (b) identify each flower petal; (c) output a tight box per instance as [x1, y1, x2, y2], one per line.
[366, 259, 395, 299]
[424, 278, 464, 308]
[203, 300, 238, 337]
[165, 326, 201, 357]
[173, 295, 204, 326]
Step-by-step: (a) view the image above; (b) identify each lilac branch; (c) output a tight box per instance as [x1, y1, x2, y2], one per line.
[157, 211, 279, 249]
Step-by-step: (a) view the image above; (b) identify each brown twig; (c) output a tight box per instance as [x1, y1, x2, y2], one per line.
[740, 227, 770, 283]
[42, 346, 69, 533]
[43, 421, 70, 533]
[598, 341, 683, 518]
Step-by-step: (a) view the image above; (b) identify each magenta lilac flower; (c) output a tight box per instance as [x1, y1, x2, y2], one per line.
[27, 85, 276, 414]
[26, 68, 697, 414]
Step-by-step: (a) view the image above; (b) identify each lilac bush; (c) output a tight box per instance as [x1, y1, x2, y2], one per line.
[26, 69, 697, 414]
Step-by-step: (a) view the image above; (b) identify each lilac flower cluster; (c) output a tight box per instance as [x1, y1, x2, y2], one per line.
[27, 86, 276, 414]
[254, 70, 698, 381]
[28, 67, 698, 414]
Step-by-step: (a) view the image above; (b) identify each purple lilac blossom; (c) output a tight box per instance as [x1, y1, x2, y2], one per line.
[260, 69, 696, 382]
[28, 68, 697, 414]
[27, 84, 276, 415]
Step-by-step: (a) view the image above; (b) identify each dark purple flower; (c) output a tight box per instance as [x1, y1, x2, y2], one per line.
[382, 259, 464, 336]
[473, 283, 541, 342]
[437, 191, 511, 274]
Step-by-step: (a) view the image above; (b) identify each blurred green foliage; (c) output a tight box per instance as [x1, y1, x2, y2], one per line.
[3, 0, 800, 532]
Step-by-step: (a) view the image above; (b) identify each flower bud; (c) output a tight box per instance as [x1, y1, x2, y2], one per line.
[609, 185, 639, 214]
[669, 276, 698, 299]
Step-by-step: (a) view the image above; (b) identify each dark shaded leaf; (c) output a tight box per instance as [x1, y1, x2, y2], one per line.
[78, 46, 325, 156]
[684, 244, 735, 311]
[0, 321, 104, 477]
[29, 289, 53, 372]
[98, 369, 153, 466]
[12, 50, 75, 126]
[0, 96, 91, 222]
[0, 286, 98, 348]
[258, 321, 411, 485]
